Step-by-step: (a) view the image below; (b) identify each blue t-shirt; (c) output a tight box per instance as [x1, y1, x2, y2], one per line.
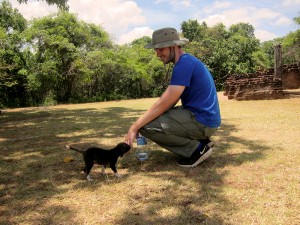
[170, 54, 221, 128]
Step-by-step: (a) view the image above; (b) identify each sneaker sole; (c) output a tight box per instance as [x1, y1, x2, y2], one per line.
[178, 144, 214, 168]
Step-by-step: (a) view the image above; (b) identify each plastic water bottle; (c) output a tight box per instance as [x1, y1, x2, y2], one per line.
[136, 134, 149, 161]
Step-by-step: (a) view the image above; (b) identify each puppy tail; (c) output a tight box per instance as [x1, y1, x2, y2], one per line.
[65, 145, 85, 154]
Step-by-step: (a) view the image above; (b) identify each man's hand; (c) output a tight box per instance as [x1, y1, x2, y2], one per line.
[125, 125, 138, 147]
[124, 85, 185, 147]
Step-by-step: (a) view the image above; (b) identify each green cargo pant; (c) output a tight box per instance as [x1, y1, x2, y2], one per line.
[139, 106, 217, 157]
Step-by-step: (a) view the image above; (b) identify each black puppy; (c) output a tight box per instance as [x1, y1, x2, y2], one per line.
[65, 142, 131, 181]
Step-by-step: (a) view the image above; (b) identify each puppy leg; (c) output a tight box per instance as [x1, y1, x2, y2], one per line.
[110, 163, 121, 178]
[101, 165, 106, 175]
[101, 164, 109, 180]
[86, 174, 93, 182]
[84, 161, 94, 181]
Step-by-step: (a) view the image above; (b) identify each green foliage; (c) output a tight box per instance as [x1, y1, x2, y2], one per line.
[259, 14, 300, 66]
[0, 2, 299, 107]
[16, 0, 68, 10]
[24, 11, 112, 104]
[0, 1, 29, 107]
[229, 23, 256, 38]
[281, 33, 299, 64]
[0, 0, 27, 32]
[258, 40, 276, 68]
[294, 16, 300, 25]
[181, 19, 207, 42]
[226, 25, 260, 73]
[252, 50, 271, 70]
[281, 14, 300, 64]
[113, 38, 166, 99]
[130, 36, 151, 46]
[184, 22, 259, 90]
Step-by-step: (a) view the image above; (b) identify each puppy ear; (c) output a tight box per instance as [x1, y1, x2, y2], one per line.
[116, 143, 131, 157]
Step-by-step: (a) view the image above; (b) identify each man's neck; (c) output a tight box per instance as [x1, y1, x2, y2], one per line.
[174, 48, 184, 64]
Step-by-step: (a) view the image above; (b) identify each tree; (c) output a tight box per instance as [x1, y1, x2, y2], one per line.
[16, 0, 68, 10]
[0, 0, 26, 32]
[25, 11, 112, 104]
[0, 1, 28, 107]
[130, 36, 151, 46]
[117, 37, 164, 98]
[229, 23, 256, 38]
[226, 23, 260, 74]
[182, 21, 261, 90]
[254, 40, 275, 69]
[198, 24, 230, 89]
[281, 14, 300, 63]
[294, 14, 300, 25]
[181, 19, 207, 42]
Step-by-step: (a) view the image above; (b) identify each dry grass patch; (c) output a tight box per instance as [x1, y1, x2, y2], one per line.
[0, 94, 299, 225]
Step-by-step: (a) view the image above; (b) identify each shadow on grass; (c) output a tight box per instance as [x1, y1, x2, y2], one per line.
[0, 107, 271, 224]
[114, 121, 271, 225]
[0, 106, 144, 224]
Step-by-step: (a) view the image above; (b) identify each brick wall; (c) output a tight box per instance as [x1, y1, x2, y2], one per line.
[224, 62, 300, 100]
[282, 63, 300, 89]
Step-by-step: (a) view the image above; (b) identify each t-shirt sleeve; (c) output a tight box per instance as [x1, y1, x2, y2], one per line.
[170, 58, 194, 87]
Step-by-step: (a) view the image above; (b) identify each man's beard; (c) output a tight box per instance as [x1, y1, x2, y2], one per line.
[164, 47, 175, 64]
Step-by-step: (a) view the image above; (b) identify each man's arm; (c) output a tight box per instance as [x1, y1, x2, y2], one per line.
[125, 85, 185, 146]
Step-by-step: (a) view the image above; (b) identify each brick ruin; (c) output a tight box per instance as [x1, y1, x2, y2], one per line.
[282, 63, 300, 89]
[224, 69, 282, 100]
[223, 63, 300, 100]
[223, 45, 300, 100]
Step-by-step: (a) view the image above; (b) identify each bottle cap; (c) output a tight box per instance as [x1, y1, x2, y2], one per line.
[137, 136, 147, 145]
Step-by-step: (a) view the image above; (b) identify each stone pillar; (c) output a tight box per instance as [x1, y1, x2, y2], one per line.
[274, 44, 282, 79]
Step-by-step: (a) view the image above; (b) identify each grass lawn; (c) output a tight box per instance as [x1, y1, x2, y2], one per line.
[0, 93, 299, 225]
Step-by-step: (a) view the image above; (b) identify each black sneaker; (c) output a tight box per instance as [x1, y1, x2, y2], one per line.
[177, 141, 214, 168]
